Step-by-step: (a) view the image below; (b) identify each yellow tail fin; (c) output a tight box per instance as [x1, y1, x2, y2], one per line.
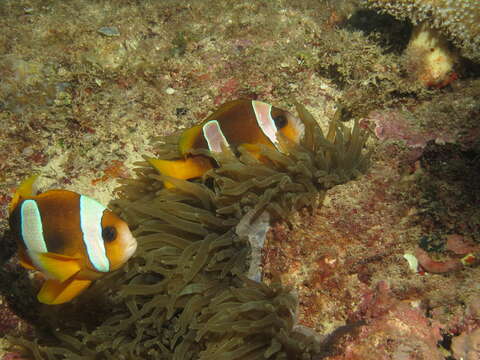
[147, 156, 213, 188]
[9, 174, 39, 214]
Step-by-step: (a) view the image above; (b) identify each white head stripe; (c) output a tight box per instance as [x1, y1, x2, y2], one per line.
[203, 120, 229, 153]
[20, 200, 47, 253]
[79, 195, 110, 272]
[252, 100, 279, 149]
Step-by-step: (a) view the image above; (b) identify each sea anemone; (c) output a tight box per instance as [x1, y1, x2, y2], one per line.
[12, 103, 369, 359]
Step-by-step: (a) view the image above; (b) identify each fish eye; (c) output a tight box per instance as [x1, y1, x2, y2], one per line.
[273, 115, 287, 129]
[102, 226, 117, 242]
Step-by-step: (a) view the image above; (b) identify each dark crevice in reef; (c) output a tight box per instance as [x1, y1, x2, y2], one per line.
[344, 10, 412, 55]
[415, 140, 480, 251]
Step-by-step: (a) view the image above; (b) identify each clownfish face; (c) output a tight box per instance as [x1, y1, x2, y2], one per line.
[100, 210, 137, 272]
[270, 106, 305, 144]
[251, 101, 304, 148]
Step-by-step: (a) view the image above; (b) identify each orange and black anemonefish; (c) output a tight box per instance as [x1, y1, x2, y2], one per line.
[147, 99, 304, 186]
[7, 175, 137, 305]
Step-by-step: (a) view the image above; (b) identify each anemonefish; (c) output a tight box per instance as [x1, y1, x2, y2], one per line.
[7, 175, 137, 305]
[148, 99, 304, 186]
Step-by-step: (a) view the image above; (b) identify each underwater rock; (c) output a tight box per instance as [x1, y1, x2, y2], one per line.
[446, 234, 480, 256]
[345, 282, 444, 360]
[370, 109, 455, 149]
[415, 248, 463, 274]
[451, 328, 480, 360]
[360, 0, 480, 63]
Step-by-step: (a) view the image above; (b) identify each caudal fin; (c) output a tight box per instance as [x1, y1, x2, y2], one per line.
[147, 156, 213, 188]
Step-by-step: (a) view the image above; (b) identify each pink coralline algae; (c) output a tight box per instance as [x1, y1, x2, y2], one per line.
[213, 78, 239, 105]
[449, 298, 480, 337]
[339, 281, 444, 360]
[452, 328, 480, 360]
[414, 235, 480, 274]
[1, 352, 29, 360]
[370, 110, 453, 148]
[446, 234, 480, 255]
[0, 301, 23, 336]
[415, 247, 463, 274]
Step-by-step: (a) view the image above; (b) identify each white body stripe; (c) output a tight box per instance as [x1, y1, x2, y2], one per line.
[79, 195, 110, 272]
[20, 200, 47, 253]
[203, 120, 229, 153]
[252, 100, 279, 149]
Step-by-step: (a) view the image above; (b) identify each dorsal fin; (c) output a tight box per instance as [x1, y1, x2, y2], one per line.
[9, 174, 39, 214]
[204, 99, 249, 122]
[179, 125, 203, 155]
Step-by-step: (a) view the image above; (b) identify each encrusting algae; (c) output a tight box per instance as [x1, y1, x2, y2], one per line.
[11, 102, 369, 359]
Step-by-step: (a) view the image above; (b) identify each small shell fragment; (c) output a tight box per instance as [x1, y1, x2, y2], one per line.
[98, 26, 120, 37]
[403, 253, 419, 273]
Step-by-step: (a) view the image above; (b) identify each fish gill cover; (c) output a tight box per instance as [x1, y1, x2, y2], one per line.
[13, 103, 369, 359]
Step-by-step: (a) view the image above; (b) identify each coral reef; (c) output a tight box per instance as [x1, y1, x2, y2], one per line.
[0, 0, 479, 359]
[367, 77, 480, 157]
[260, 81, 480, 357]
[360, 0, 480, 63]
[312, 26, 424, 118]
[7, 105, 368, 359]
[404, 23, 458, 88]
[451, 328, 480, 360]
[343, 282, 444, 360]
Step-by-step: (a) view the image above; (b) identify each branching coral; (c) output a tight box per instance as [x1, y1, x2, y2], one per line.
[12, 103, 369, 359]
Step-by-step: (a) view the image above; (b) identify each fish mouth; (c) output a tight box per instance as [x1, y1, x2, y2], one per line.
[290, 113, 305, 141]
[124, 235, 138, 260]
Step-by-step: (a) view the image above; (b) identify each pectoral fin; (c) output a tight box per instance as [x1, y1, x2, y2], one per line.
[28, 251, 81, 282]
[240, 143, 263, 160]
[37, 278, 92, 305]
[17, 247, 35, 270]
[147, 156, 213, 188]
